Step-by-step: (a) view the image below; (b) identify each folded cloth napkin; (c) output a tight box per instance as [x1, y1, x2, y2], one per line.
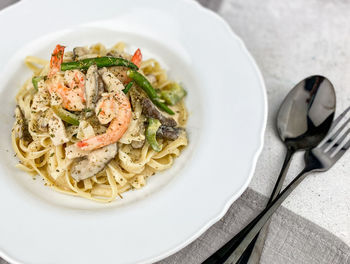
[156, 187, 350, 264]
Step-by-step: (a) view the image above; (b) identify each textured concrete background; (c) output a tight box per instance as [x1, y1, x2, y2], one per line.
[218, 0, 350, 245]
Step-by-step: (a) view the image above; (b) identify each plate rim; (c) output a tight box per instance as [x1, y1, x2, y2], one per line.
[0, 1, 267, 263]
[144, 2, 268, 263]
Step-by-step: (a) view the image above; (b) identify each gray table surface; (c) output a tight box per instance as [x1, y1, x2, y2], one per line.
[218, 0, 350, 245]
[0, 0, 349, 263]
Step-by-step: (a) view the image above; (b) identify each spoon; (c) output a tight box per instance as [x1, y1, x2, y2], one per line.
[238, 75, 337, 263]
[204, 75, 336, 264]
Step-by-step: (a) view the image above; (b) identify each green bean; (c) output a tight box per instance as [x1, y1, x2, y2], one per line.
[126, 70, 175, 115]
[122, 81, 134, 94]
[146, 118, 162, 152]
[161, 82, 187, 105]
[61, 57, 138, 71]
[32, 76, 45, 91]
[52, 105, 80, 126]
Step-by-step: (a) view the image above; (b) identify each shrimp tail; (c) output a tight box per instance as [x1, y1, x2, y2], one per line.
[131, 48, 142, 68]
[49, 44, 65, 77]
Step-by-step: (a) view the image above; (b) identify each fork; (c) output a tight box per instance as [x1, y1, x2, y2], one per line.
[203, 106, 350, 264]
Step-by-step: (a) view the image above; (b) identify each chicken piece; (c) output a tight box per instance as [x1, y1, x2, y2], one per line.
[131, 140, 145, 149]
[65, 144, 90, 159]
[48, 112, 69, 146]
[101, 71, 125, 93]
[63, 51, 74, 62]
[119, 98, 146, 144]
[76, 120, 95, 140]
[85, 65, 99, 114]
[73, 47, 89, 60]
[30, 111, 50, 133]
[98, 67, 107, 75]
[106, 48, 132, 61]
[106, 50, 123, 58]
[31, 79, 50, 113]
[65, 121, 95, 159]
[146, 74, 157, 85]
[108, 66, 130, 84]
[70, 143, 117, 181]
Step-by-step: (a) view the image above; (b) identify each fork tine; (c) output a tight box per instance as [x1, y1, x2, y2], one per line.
[329, 106, 350, 130]
[329, 128, 350, 156]
[333, 137, 350, 161]
[321, 117, 350, 151]
[343, 136, 350, 150]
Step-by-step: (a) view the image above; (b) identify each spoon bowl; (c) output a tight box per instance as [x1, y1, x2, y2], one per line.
[277, 75, 336, 150]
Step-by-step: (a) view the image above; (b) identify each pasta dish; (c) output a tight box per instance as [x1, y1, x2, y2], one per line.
[12, 42, 188, 202]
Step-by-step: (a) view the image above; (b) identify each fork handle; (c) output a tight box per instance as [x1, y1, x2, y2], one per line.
[202, 148, 294, 264]
[203, 167, 312, 264]
[236, 148, 295, 264]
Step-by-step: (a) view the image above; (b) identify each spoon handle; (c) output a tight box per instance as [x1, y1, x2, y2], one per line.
[221, 167, 311, 264]
[202, 149, 294, 264]
[237, 148, 295, 264]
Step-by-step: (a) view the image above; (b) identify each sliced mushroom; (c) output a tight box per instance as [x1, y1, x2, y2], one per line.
[141, 98, 177, 127]
[85, 65, 99, 115]
[70, 143, 117, 181]
[14, 106, 32, 142]
[97, 74, 105, 97]
[156, 126, 181, 140]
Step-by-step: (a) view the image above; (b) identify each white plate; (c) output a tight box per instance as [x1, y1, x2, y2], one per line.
[0, 0, 267, 263]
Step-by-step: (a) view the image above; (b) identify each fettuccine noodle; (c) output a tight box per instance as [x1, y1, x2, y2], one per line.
[12, 43, 188, 202]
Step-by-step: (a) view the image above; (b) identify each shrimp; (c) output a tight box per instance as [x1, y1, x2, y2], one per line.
[95, 93, 119, 124]
[76, 89, 132, 151]
[131, 48, 142, 68]
[46, 44, 86, 111]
